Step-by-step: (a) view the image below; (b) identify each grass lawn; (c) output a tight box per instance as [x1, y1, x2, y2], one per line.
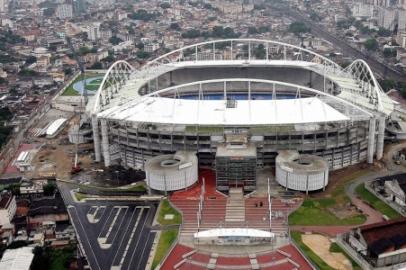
[85, 83, 101, 91]
[329, 243, 362, 270]
[157, 199, 182, 225]
[74, 191, 88, 201]
[125, 183, 147, 192]
[49, 246, 75, 270]
[151, 229, 178, 270]
[355, 183, 401, 219]
[289, 198, 366, 225]
[291, 231, 335, 270]
[151, 199, 182, 269]
[289, 169, 368, 226]
[61, 73, 103, 96]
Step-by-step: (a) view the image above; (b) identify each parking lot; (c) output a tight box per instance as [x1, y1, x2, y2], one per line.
[68, 201, 157, 270]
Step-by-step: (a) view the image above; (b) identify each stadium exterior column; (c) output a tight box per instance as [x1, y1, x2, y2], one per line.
[367, 117, 376, 164]
[376, 116, 386, 160]
[92, 115, 101, 162]
[100, 119, 111, 167]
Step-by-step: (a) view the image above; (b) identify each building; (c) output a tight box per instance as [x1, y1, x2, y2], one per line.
[144, 42, 160, 53]
[0, 247, 34, 270]
[347, 218, 406, 268]
[20, 179, 46, 196]
[397, 30, 406, 49]
[0, 192, 17, 226]
[14, 150, 35, 172]
[0, 0, 6, 13]
[27, 196, 68, 229]
[86, 23, 101, 41]
[352, 2, 374, 18]
[381, 173, 406, 206]
[377, 7, 397, 31]
[87, 39, 394, 193]
[56, 4, 73, 20]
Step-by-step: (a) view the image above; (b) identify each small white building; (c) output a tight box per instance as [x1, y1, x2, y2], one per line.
[14, 150, 35, 172]
[0, 193, 17, 227]
[20, 179, 46, 195]
[56, 4, 73, 20]
[144, 43, 160, 53]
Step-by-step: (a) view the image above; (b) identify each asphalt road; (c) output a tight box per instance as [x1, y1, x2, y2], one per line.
[68, 203, 157, 270]
[58, 182, 158, 270]
[275, 6, 406, 82]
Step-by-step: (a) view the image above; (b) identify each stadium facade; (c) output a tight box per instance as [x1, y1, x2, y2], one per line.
[86, 39, 395, 192]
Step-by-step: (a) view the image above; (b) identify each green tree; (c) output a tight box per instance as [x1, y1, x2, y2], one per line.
[25, 56, 37, 65]
[0, 77, 8, 85]
[136, 50, 151, 59]
[258, 26, 270, 33]
[377, 27, 392, 37]
[160, 2, 171, 9]
[90, 62, 103, 69]
[18, 69, 38, 76]
[248, 27, 258, 34]
[254, 44, 266, 59]
[43, 182, 57, 196]
[383, 48, 396, 58]
[109, 36, 123, 45]
[289, 22, 310, 36]
[182, 29, 201, 38]
[364, 38, 378, 51]
[170, 22, 180, 31]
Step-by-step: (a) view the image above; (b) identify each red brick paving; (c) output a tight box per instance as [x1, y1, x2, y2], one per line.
[216, 256, 250, 265]
[159, 244, 193, 270]
[160, 243, 314, 270]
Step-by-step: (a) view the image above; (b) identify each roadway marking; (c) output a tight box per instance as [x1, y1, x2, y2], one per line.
[127, 207, 153, 269]
[107, 207, 130, 245]
[135, 232, 154, 270]
[97, 206, 116, 238]
[110, 207, 140, 269]
[98, 206, 127, 249]
[68, 206, 102, 270]
[111, 207, 149, 270]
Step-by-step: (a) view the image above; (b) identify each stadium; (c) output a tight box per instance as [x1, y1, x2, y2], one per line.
[86, 38, 395, 193]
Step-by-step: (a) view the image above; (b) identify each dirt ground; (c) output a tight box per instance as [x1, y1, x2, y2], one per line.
[302, 234, 352, 270]
[27, 113, 95, 180]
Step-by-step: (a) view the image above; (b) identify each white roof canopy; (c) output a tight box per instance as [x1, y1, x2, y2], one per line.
[46, 118, 67, 136]
[194, 228, 274, 239]
[99, 97, 349, 126]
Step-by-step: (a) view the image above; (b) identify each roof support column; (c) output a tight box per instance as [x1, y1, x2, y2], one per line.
[100, 119, 111, 167]
[376, 116, 386, 160]
[92, 115, 101, 162]
[367, 117, 376, 164]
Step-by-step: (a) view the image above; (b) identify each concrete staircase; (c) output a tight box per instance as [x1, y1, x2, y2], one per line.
[225, 188, 245, 223]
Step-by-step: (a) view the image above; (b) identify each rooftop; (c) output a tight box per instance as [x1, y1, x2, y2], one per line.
[359, 217, 406, 256]
[46, 118, 67, 136]
[99, 97, 350, 126]
[0, 247, 34, 270]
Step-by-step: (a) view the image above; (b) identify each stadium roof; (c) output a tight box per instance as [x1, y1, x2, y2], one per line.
[99, 97, 350, 126]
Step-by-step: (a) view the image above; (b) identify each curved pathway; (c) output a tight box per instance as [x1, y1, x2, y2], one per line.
[292, 169, 393, 236]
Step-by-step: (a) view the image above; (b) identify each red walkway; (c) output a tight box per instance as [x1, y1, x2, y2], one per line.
[170, 169, 302, 236]
[160, 243, 313, 270]
[170, 169, 227, 236]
